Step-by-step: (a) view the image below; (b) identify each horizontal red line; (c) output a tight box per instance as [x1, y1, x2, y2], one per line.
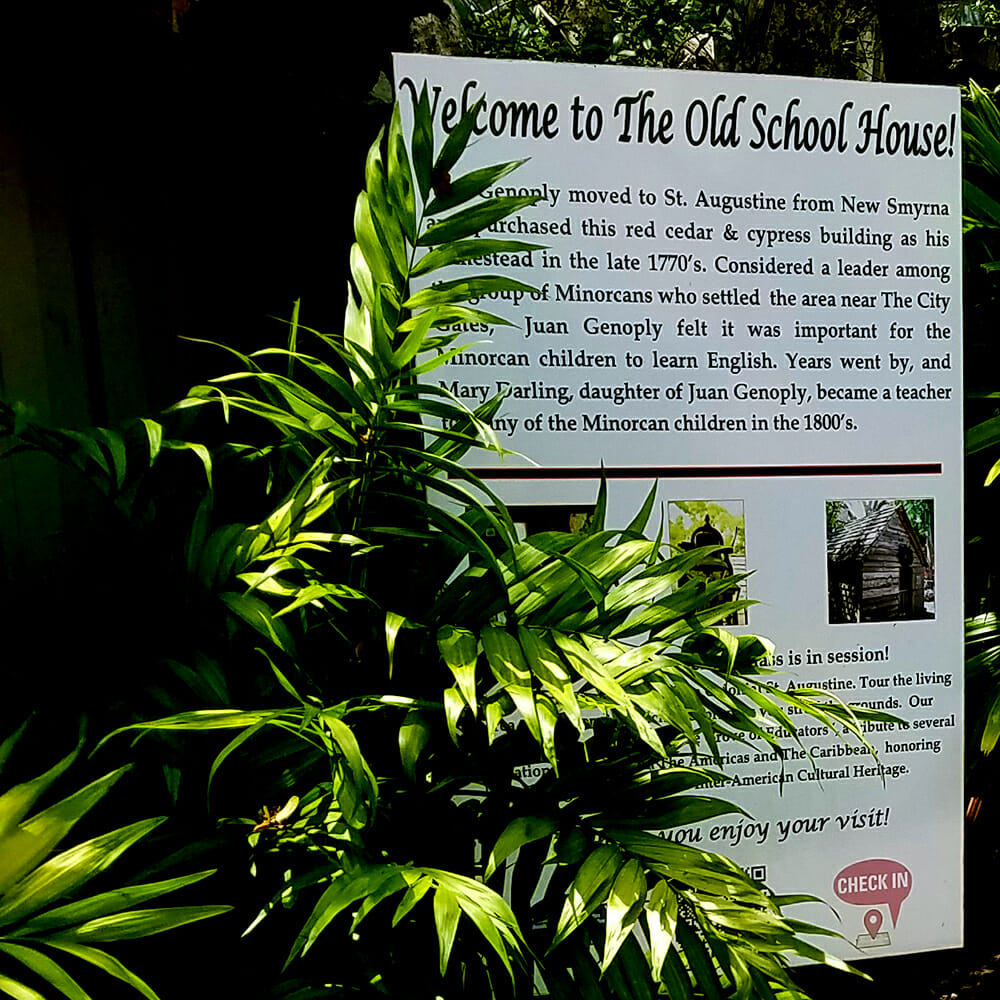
[461, 464, 943, 480]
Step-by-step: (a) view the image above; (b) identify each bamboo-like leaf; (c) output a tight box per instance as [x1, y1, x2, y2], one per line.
[425, 160, 529, 215]
[407, 345, 472, 376]
[676, 919, 725, 1000]
[0, 971, 47, 1000]
[385, 611, 408, 678]
[608, 935, 657, 1000]
[90, 428, 127, 491]
[322, 713, 377, 827]
[605, 795, 746, 832]
[397, 305, 513, 333]
[481, 628, 539, 743]
[410, 239, 543, 278]
[45, 905, 231, 943]
[656, 933, 695, 1000]
[286, 868, 393, 966]
[428, 869, 524, 969]
[0, 737, 83, 840]
[0, 768, 129, 896]
[390, 306, 437, 369]
[350, 243, 376, 313]
[350, 871, 408, 932]
[624, 482, 658, 535]
[417, 196, 539, 246]
[58, 430, 110, 479]
[99, 710, 290, 751]
[343, 280, 374, 376]
[443, 687, 466, 745]
[775, 937, 860, 977]
[451, 894, 517, 982]
[41, 943, 160, 1000]
[433, 884, 461, 977]
[354, 191, 395, 292]
[161, 440, 212, 489]
[365, 131, 407, 277]
[387, 103, 416, 244]
[982, 688, 1000, 753]
[410, 83, 434, 201]
[392, 874, 433, 927]
[0, 720, 30, 776]
[370, 283, 398, 373]
[0, 942, 92, 1000]
[274, 582, 371, 619]
[646, 879, 679, 980]
[433, 98, 483, 177]
[10, 871, 217, 938]
[403, 276, 537, 312]
[964, 179, 1000, 229]
[485, 815, 557, 880]
[549, 845, 623, 951]
[967, 413, 1000, 454]
[219, 592, 297, 657]
[601, 860, 646, 973]
[206, 721, 272, 799]
[484, 697, 506, 745]
[137, 418, 163, 467]
[747, 966, 786, 998]
[0, 817, 166, 928]
[383, 491, 506, 582]
[437, 626, 479, 716]
[398, 710, 431, 783]
[536, 693, 560, 767]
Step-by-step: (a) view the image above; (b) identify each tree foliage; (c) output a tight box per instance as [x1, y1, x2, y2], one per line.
[451, 0, 971, 82]
[0, 722, 228, 1000]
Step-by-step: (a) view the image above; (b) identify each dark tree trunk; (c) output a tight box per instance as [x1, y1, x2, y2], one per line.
[874, 0, 949, 83]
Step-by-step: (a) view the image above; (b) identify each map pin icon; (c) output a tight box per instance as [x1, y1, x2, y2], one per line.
[864, 908, 883, 939]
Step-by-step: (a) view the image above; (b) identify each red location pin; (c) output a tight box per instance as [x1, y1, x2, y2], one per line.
[864, 908, 883, 939]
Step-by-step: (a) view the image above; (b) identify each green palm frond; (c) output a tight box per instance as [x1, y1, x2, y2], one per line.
[0, 725, 228, 1000]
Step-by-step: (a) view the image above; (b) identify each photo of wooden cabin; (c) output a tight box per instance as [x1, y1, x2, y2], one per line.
[826, 500, 934, 624]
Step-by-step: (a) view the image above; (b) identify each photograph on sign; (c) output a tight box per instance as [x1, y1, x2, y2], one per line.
[668, 498, 749, 625]
[826, 498, 935, 624]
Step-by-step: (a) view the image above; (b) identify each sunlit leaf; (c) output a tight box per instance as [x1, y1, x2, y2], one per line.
[0, 817, 166, 928]
[485, 815, 557, 880]
[433, 97, 483, 177]
[0, 768, 130, 896]
[417, 196, 539, 246]
[410, 239, 543, 277]
[398, 710, 431, 783]
[45, 906, 231, 943]
[549, 845, 622, 951]
[432, 884, 461, 977]
[42, 943, 160, 1000]
[646, 879, 679, 980]
[437, 626, 479, 715]
[425, 160, 529, 215]
[0, 738, 83, 841]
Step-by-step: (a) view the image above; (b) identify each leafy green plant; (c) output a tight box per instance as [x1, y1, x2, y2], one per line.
[0, 721, 228, 1000]
[105, 512, 889, 999]
[85, 91, 897, 999]
[0, 404, 211, 520]
[3, 88, 896, 1000]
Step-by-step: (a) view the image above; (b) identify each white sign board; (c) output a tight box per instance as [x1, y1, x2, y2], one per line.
[395, 53, 962, 959]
